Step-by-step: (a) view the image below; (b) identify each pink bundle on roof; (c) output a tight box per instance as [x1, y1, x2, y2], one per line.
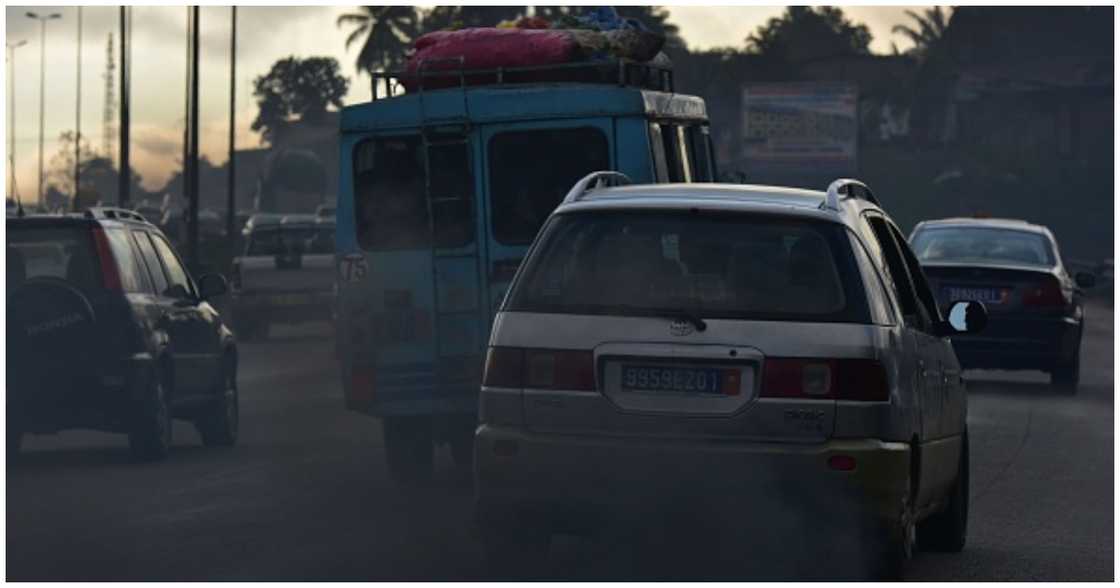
[401, 28, 579, 91]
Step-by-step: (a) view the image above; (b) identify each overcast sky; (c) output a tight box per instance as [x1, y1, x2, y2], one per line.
[4, 5, 937, 199]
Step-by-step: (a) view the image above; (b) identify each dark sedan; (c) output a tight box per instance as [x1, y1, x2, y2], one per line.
[910, 218, 1095, 391]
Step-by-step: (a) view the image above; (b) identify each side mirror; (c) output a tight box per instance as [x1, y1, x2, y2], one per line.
[198, 273, 228, 300]
[1075, 272, 1096, 289]
[940, 300, 988, 336]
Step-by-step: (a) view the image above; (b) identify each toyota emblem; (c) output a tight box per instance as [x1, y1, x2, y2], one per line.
[669, 319, 694, 336]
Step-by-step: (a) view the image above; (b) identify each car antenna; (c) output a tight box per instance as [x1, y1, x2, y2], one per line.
[14, 191, 25, 218]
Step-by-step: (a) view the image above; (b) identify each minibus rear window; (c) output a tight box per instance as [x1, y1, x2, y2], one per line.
[353, 135, 474, 251]
[489, 127, 610, 246]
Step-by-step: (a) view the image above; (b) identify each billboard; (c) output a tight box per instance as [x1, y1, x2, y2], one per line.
[742, 83, 858, 176]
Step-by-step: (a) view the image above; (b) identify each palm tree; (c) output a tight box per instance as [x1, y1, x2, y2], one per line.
[336, 6, 419, 75]
[892, 6, 949, 59]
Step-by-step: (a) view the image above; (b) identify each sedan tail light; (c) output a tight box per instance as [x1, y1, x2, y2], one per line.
[482, 347, 596, 391]
[1023, 276, 1067, 307]
[761, 358, 889, 402]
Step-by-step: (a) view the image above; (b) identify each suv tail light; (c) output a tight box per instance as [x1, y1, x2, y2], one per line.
[761, 358, 889, 402]
[91, 227, 123, 291]
[1023, 276, 1067, 307]
[482, 347, 596, 391]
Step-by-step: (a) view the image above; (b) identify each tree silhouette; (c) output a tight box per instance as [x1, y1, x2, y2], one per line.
[746, 7, 871, 64]
[251, 56, 350, 144]
[892, 7, 949, 60]
[337, 6, 419, 75]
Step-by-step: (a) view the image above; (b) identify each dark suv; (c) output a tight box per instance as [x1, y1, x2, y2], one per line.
[7, 207, 239, 461]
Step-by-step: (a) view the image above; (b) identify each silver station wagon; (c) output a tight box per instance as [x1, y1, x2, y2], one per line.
[475, 174, 987, 579]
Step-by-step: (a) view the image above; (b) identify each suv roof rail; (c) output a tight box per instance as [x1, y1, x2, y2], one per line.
[85, 206, 148, 223]
[563, 171, 633, 205]
[821, 178, 879, 211]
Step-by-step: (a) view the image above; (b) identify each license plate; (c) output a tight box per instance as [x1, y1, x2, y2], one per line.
[943, 285, 1006, 304]
[621, 365, 735, 395]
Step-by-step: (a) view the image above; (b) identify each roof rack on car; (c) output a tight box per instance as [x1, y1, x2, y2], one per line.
[562, 171, 633, 204]
[369, 58, 674, 101]
[821, 179, 879, 212]
[85, 206, 148, 223]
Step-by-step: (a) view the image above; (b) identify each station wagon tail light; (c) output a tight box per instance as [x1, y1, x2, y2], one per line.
[91, 227, 122, 291]
[483, 347, 524, 388]
[483, 347, 596, 391]
[761, 358, 888, 402]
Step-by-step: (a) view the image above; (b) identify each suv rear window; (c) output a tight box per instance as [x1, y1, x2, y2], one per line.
[8, 226, 100, 291]
[489, 127, 610, 246]
[507, 211, 869, 323]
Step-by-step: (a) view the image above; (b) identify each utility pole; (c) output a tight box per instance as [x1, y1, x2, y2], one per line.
[118, 6, 131, 208]
[7, 40, 27, 203]
[188, 5, 201, 267]
[74, 7, 82, 210]
[227, 6, 237, 245]
[26, 11, 62, 206]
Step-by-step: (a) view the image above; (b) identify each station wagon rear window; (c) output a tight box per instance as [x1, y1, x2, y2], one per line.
[506, 211, 869, 323]
[489, 127, 609, 246]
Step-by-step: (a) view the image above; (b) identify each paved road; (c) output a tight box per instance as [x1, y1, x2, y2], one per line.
[7, 303, 1114, 580]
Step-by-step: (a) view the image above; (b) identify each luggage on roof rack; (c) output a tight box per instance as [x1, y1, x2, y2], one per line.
[370, 27, 673, 99]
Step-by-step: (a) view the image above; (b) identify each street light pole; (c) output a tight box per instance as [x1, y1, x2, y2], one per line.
[74, 7, 82, 210]
[26, 11, 62, 207]
[227, 6, 237, 245]
[6, 40, 27, 203]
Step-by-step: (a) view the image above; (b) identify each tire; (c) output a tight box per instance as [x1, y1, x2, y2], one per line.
[129, 370, 172, 462]
[1051, 348, 1080, 393]
[196, 358, 239, 447]
[918, 434, 969, 552]
[480, 520, 551, 579]
[383, 416, 434, 484]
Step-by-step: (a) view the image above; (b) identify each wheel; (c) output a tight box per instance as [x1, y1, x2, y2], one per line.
[128, 370, 172, 462]
[196, 358, 239, 447]
[1051, 348, 1080, 393]
[918, 434, 969, 552]
[480, 518, 551, 579]
[383, 416, 434, 484]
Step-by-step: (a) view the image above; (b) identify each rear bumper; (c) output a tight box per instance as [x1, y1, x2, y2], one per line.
[475, 425, 911, 532]
[951, 314, 1081, 370]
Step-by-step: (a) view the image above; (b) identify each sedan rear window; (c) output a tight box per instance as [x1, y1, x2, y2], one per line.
[507, 211, 869, 323]
[911, 227, 1056, 267]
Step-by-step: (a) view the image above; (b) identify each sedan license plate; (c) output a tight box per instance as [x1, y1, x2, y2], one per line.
[943, 285, 1006, 305]
[621, 365, 734, 396]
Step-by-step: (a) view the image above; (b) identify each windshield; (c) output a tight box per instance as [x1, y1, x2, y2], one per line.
[911, 226, 1056, 267]
[247, 227, 335, 256]
[506, 211, 868, 323]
